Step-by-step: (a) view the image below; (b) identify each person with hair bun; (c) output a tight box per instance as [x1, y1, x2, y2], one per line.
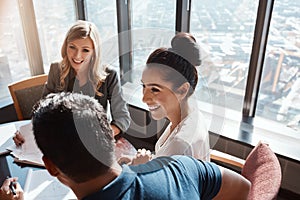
[128, 32, 210, 165]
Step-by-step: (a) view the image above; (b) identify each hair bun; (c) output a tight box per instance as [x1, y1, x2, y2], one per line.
[170, 32, 201, 66]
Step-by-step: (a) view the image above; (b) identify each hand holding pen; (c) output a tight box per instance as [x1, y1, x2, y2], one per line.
[13, 131, 25, 147]
[0, 177, 24, 200]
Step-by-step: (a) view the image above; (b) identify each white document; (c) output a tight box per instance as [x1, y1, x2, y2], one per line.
[0, 123, 16, 155]
[7, 122, 44, 166]
[24, 169, 77, 200]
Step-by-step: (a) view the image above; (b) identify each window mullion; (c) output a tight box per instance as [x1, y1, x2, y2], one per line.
[116, 0, 132, 78]
[242, 0, 274, 117]
[176, 0, 191, 33]
[74, 0, 87, 20]
[17, 0, 44, 75]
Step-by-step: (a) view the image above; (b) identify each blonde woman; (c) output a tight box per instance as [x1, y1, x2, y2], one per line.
[13, 21, 130, 147]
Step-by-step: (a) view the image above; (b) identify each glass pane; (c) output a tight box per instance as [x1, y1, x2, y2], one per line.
[86, 0, 119, 69]
[0, 0, 30, 105]
[190, 0, 259, 113]
[256, 0, 300, 131]
[132, 0, 175, 30]
[32, 0, 76, 73]
[130, 0, 176, 83]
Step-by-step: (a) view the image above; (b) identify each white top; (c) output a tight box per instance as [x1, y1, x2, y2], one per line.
[154, 108, 210, 161]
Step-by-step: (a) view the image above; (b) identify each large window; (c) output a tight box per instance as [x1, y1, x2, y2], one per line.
[32, 0, 76, 73]
[256, 0, 300, 131]
[190, 0, 259, 113]
[1, 0, 299, 134]
[0, 0, 30, 105]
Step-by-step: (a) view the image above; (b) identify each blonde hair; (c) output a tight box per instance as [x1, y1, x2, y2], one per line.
[60, 20, 108, 95]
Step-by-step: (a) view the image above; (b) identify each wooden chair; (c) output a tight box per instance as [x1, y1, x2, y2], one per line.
[211, 141, 282, 200]
[8, 74, 48, 120]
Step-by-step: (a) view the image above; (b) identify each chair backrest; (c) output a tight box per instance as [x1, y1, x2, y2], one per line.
[210, 141, 282, 200]
[241, 141, 282, 200]
[8, 74, 48, 120]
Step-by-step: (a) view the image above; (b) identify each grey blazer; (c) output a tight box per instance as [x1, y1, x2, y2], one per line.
[43, 62, 131, 133]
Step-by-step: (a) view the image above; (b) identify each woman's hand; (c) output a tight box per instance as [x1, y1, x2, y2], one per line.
[110, 124, 121, 137]
[131, 148, 152, 165]
[118, 149, 153, 166]
[12, 131, 25, 147]
[0, 177, 24, 200]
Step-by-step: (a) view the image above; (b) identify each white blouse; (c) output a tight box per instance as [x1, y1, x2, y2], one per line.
[154, 108, 210, 161]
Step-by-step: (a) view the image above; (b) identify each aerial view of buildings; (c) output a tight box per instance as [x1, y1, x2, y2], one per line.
[0, 0, 299, 130]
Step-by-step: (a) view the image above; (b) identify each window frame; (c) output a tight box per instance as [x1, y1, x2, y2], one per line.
[6, 0, 296, 121]
[242, 0, 274, 117]
[74, 0, 88, 20]
[175, 0, 191, 33]
[8, 0, 295, 120]
[18, 0, 44, 76]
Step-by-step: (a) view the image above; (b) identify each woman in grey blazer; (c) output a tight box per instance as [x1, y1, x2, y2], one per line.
[42, 20, 130, 136]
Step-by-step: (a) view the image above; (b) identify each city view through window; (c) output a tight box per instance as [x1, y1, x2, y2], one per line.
[257, 0, 300, 131]
[189, 0, 300, 131]
[0, 0, 299, 132]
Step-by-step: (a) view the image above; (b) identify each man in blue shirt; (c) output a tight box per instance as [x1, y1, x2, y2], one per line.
[28, 92, 249, 200]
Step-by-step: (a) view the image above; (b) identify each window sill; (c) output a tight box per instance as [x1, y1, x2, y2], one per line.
[0, 96, 13, 109]
[206, 110, 300, 163]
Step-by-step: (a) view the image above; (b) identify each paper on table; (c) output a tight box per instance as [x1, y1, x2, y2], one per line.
[7, 122, 44, 167]
[0, 123, 16, 155]
[24, 169, 77, 200]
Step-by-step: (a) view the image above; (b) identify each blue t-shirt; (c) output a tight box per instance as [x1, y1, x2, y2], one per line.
[83, 156, 222, 200]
